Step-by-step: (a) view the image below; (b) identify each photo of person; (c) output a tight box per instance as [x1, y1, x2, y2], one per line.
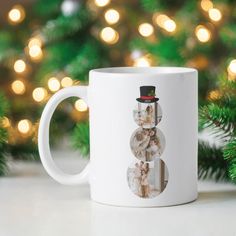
[130, 127, 165, 162]
[133, 103, 162, 129]
[127, 159, 168, 198]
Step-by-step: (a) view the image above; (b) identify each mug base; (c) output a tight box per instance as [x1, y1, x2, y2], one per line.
[91, 195, 198, 208]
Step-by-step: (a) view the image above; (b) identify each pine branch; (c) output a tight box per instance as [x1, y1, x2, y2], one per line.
[41, 7, 92, 44]
[71, 122, 89, 157]
[0, 149, 7, 176]
[219, 24, 236, 48]
[198, 141, 229, 181]
[65, 39, 108, 81]
[6, 143, 39, 161]
[223, 138, 236, 182]
[199, 104, 235, 142]
[139, 0, 161, 12]
[0, 92, 8, 175]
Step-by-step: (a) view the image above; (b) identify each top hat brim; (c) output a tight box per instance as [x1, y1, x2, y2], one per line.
[136, 97, 159, 103]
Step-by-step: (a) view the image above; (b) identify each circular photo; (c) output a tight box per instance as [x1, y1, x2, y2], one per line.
[127, 159, 169, 199]
[130, 127, 165, 162]
[133, 102, 162, 128]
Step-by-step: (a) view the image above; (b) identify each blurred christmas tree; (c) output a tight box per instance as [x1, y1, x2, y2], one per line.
[0, 0, 236, 181]
[0, 93, 8, 175]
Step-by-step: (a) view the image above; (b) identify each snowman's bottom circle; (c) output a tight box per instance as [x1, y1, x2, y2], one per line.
[127, 159, 169, 199]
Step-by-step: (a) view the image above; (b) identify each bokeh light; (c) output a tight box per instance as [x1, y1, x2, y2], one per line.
[29, 45, 43, 61]
[104, 9, 120, 24]
[195, 25, 211, 43]
[153, 14, 169, 27]
[94, 0, 110, 7]
[200, 0, 213, 11]
[11, 80, 25, 95]
[61, 77, 73, 87]
[8, 5, 25, 24]
[14, 59, 26, 73]
[32, 87, 48, 102]
[75, 99, 88, 112]
[100, 27, 119, 44]
[138, 23, 154, 37]
[1, 117, 11, 128]
[17, 119, 32, 134]
[133, 57, 151, 67]
[28, 37, 43, 48]
[48, 77, 60, 92]
[163, 19, 176, 32]
[209, 8, 222, 22]
[208, 89, 221, 101]
[228, 59, 236, 75]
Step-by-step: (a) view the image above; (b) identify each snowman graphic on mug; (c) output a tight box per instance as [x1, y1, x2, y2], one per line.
[128, 86, 169, 198]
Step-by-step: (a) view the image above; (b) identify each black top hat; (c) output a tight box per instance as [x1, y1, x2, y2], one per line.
[136, 86, 159, 103]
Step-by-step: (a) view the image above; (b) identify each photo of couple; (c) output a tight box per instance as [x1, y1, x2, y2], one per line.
[127, 159, 168, 198]
[133, 103, 162, 129]
[130, 127, 165, 162]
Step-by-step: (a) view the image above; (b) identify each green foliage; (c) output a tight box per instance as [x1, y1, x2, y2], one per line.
[130, 36, 184, 65]
[198, 141, 229, 181]
[199, 104, 234, 140]
[219, 24, 236, 48]
[0, 92, 8, 175]
[199, 78, 236, 183]
[71, 122, 90, 157]
[41, 7, 92, 44]
[0, 0, 236, 181]
[33, 0, 63, 18]
[223, 139, 236, 182]
[0, 31, 20, 62]
[6, 143, 39, 161]
[65, 39, 109, 81]
[139, 0, 161, 12]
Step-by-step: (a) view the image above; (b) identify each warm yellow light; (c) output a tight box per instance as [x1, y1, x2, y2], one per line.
[32, 87, 48, 102]
[1, 117, 11, 128]
[138, 23, 154, 37]
[61, 77, 73, 87]
[8, 5, 25, 24]
[228, 59, 236, 75]
[100, 27, 119, 44]
[200, 0, 213, 11]
[74, 99, 88, 112]
[209, 8, 222, 22]
[28, 37, 42, 48]
[104, 9, 120, 24]
[48, 77, 60, 92]
[17, 119, 31, 134]
[153, 14, 169, 27]
[11, 80, 25, 95]
[163, 19, 176, 32]
[134, 57, 151, 67]
[29, 45, 43, 61]
[14, 59, 26, 73]
[195, 25, 211, 43]
[208, 90, 221, 101]
[94, 0, 110, 7]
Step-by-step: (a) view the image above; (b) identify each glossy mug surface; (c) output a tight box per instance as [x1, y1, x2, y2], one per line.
[38, 67, 198, 207]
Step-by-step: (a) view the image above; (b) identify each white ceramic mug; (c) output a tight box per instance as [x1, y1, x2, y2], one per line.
[38, 67, 198, 207]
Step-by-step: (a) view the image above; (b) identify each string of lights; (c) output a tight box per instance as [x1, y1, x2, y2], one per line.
[3, 0, 236, 144]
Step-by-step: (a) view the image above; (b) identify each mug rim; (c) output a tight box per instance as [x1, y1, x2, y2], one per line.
[90, 66, 197, 75]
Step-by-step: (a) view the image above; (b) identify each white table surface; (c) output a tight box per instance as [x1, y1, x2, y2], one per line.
[0, 150, 236, 236]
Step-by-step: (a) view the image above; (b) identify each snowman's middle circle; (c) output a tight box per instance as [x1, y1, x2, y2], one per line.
[130, 127, 166, 162]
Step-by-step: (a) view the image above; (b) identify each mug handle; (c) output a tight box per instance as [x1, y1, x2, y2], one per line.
[38, 86, 90, 185]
